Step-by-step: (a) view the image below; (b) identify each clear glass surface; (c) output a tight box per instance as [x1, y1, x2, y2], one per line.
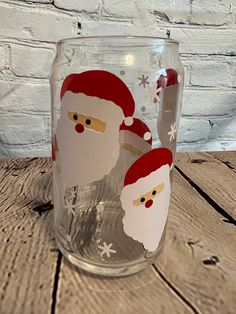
[50, 36, 184, 276]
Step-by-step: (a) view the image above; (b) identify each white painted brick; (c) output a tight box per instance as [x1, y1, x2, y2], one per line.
[0, 0, 236, 156]
[208, 116, 236, 140]
[232, 62, 236, 87]
[54, 0, 99, 12]
[190, 0, 232, 26]
[190, 61, 231, 87]
[151, 0, 190, 24]
[182, 90, 236, 116]
[172, 28, 236, 55]
[0, 81, 50, 112]
[179, 115, 236, 145]
[103, 0, 142, 18]
[0, 114, 45, 145]
[0, 143, 51, 157]
[81, 19, 166, 37]
[180, 41, 236, 55]
[181, 61, 191, 87]
[10, 44, 55, 78]
[102, 0, 190, 23]
[0, 3, 77, 42]
[177, 140, 236, 152]
[178, 118, 210, 143]
[181, 42, 236, 55]
[0, 46, 6, 70]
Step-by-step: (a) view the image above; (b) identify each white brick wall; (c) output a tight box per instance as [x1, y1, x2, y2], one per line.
[10, 44, 55, 78]
[0, 80, 50, 112]
[54, 0, 99, 13]
[190, 0, 232, 25]
[190, 60, 231, 87]
[0, 114, 45, 145]
[232, 62, 236, 87]
[0, 0, 235, 157]
[0, 2, 78, 42]
[0, 46, 6, 70]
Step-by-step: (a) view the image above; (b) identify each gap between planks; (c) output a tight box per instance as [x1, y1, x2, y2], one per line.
[209, 152, 236, 175]
[47, 153, 235, 313]
[175, 166, 236, 227]
[151, 264, 201, 314]
[51, 257, 199, 314]
[175, 152, 236, 220]
[51, 252, 62, 314]
[11, 155, 233, 313]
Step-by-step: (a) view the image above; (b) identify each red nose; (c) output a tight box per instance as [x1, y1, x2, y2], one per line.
[145, 199, 153, 208]
[75, 123, 84, 133]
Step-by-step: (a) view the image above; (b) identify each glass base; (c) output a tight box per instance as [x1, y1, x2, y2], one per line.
[57, 239, 163, 277]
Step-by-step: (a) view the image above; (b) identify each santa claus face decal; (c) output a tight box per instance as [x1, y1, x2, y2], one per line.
[67, 111, 106, 134]
[120, 148, 173, 252]
[56, 70, 135, 187]
[132, 182, 165, 208]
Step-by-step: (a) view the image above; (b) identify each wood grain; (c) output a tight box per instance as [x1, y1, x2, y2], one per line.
[155, 170, 236, 314]
[0, 158, 57, 314]
[175, 152, 236, 219]
[1, 153, 236, 314]
[209, 151, 236, 174]
[56, 259, 192, 314]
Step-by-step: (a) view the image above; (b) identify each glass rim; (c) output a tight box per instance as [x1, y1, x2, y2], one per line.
[57, 35, 179, 46]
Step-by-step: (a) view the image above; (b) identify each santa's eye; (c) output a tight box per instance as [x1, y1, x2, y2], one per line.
[73, 114, 78, 121]
[140, 197, 145, 203]
[152, 190, 156, 196]
[85, 119, 91, 125]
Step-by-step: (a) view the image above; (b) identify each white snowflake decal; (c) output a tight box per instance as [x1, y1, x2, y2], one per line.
[65, 198, 76, 215]
[138, 74, 149, 88]
[168, 123, 177, 142]
[147, 85, 162, 103]
[70, 189, 77, 199]
[98, 242, 116, 258]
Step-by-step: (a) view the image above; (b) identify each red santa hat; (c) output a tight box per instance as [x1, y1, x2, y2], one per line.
[60, 70, 135, 118]
[120, 118, 152, 145]
[157, 68, 178, 94]
[124, 148, 173, 186]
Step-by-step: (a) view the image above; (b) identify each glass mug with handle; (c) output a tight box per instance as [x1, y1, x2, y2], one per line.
[51, 36, 184, 276]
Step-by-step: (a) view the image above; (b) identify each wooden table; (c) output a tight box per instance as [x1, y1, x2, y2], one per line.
[0, 152, 235, 314]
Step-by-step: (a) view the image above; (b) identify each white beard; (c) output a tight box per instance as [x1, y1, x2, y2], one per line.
[120, 165, 171, 252]
[56, 92, 124, 187]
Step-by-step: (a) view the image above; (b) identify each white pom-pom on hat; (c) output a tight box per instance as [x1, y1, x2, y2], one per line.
[144, 132, 152, 141]
[124, 116, 134, 126]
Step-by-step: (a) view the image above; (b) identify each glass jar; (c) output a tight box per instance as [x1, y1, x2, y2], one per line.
[50, 36, 184, 276]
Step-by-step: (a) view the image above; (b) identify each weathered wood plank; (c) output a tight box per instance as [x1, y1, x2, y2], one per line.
[0, 158, 57, 314]
[56, 258, 192, 314]
[155, 170, 236, 314]
[175, 152, 236, 219]
[1, 154, 235, 314]
[209, 151, 236, 174]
